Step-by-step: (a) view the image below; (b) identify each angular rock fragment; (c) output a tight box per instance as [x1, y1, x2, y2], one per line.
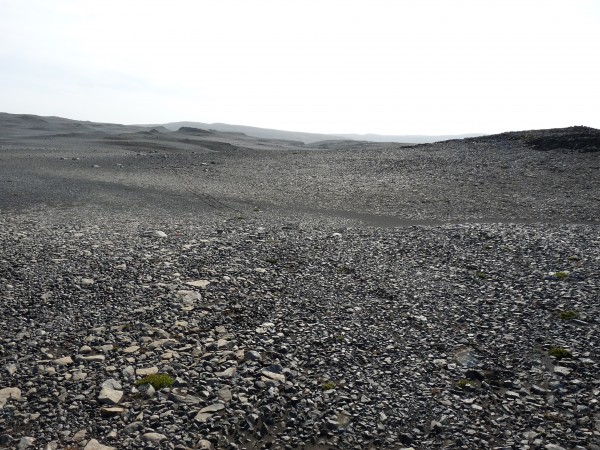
[0, 387, 21, 408]
[98, 386, 123, 405]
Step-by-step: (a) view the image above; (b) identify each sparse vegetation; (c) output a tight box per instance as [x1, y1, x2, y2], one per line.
[559, 310, 577, 320]
[322, 381, 336, 390]
[456, 379, 477, 389]
[136, 373, 175, 390]
[554, 271, 568, 280]
[548, 347, 572, 359]
[265, 257, 279, 264]
[476, 271, 487, 279]
[338, 265, 353, 274]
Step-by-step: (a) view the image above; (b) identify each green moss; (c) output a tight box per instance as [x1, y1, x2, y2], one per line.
[567, 255, 580, 262]
[476, 272, 487, 279]
[548, 347, 572, 359]
[322, 381, 336, 390]
[338, 266, 353, 274]
[559, 310, 577, 320]
[456, 379, 477, 389]
[135, 373, 175, 390]
[555, 271, 568, 280]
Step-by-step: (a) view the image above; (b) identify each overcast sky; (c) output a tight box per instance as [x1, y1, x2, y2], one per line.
[1, 0, 599, 135]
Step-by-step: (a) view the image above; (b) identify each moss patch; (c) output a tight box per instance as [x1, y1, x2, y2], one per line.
[559, 310, 577, 320]
[548, 347, 572, 359]
[135, 373, 175, 390]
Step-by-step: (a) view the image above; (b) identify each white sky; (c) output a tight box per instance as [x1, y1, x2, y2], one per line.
[1, 0, 599, 135]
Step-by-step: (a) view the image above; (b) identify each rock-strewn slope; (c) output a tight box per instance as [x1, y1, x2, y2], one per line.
[1, 211, 599, 449]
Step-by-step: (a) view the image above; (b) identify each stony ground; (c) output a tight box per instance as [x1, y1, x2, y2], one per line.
[1, 119, 599, 449]
[1, 210, 599, 450]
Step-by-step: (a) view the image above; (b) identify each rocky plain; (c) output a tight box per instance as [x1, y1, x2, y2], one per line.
[0, 114, 599, 449]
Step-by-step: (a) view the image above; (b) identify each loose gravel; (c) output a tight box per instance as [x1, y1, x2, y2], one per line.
[1, 122, 599, 449]
[1, 210, 599, 450]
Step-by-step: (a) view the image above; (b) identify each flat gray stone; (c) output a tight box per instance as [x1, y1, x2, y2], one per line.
[142, 433, 167, 443]
[216, 367, 236, 378]
[100, 406, 127, 417]
[77, 354, 106, 362]
[84, 439, 116, 450]
[186, 280, 210, 288]
[101, 379, 122, 390]
[98, 386, 123, 405]
[261, 370, 285, 382]
[194, 412, 213, 423]
[199, 403, 225, 413]
[136, 366, 158, 376]
[218, 387, 232, 402]
[0, 387, 21, 408]
[52, 356, 73, 366]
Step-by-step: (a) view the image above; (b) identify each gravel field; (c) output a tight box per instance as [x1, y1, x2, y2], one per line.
[1, 116, 599, 449]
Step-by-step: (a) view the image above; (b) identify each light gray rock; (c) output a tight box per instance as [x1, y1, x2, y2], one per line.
[194, 412, 213, 423]
[136, 366, 158, 376]
[142, 433, 167, 443]
[52, 356, 73, 365]
[554, 366, 571, 376]
[100, 406, 127, 416]
[218, 387, 232, 402]
[197, 439, 214, 449]
[17, 437, 35, 449]
[216, 367, 236, 378]
[84, 439, 116, 450]
[72, 430, 87, 442]
[186, 279, 210, 288]
[261, 370, 285, 382]
[73, 370, 87, 381]
[98, 386, 123, 405]
[101, 379, 122, 390]
[0, 387, 21, 408]
[122, 345, 140, 353]
[199, 403, 225, 413]
[77, 354, 106, 362]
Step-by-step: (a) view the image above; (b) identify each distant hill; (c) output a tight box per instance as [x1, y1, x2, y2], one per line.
[157, 121, 348, 144]
[0, 112, 483, 144]
[0, 112, 165, 138]
[157, 121, 483, 144]
[338, 132, 484, 144]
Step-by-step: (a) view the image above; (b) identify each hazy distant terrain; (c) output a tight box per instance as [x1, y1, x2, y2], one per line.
[1, 113, 598, 223]
[1, 113, 599, 450]
[156, 120, 483, 144]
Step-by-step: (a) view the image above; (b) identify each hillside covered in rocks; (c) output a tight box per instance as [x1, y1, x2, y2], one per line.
[0, 114, 599, 449]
